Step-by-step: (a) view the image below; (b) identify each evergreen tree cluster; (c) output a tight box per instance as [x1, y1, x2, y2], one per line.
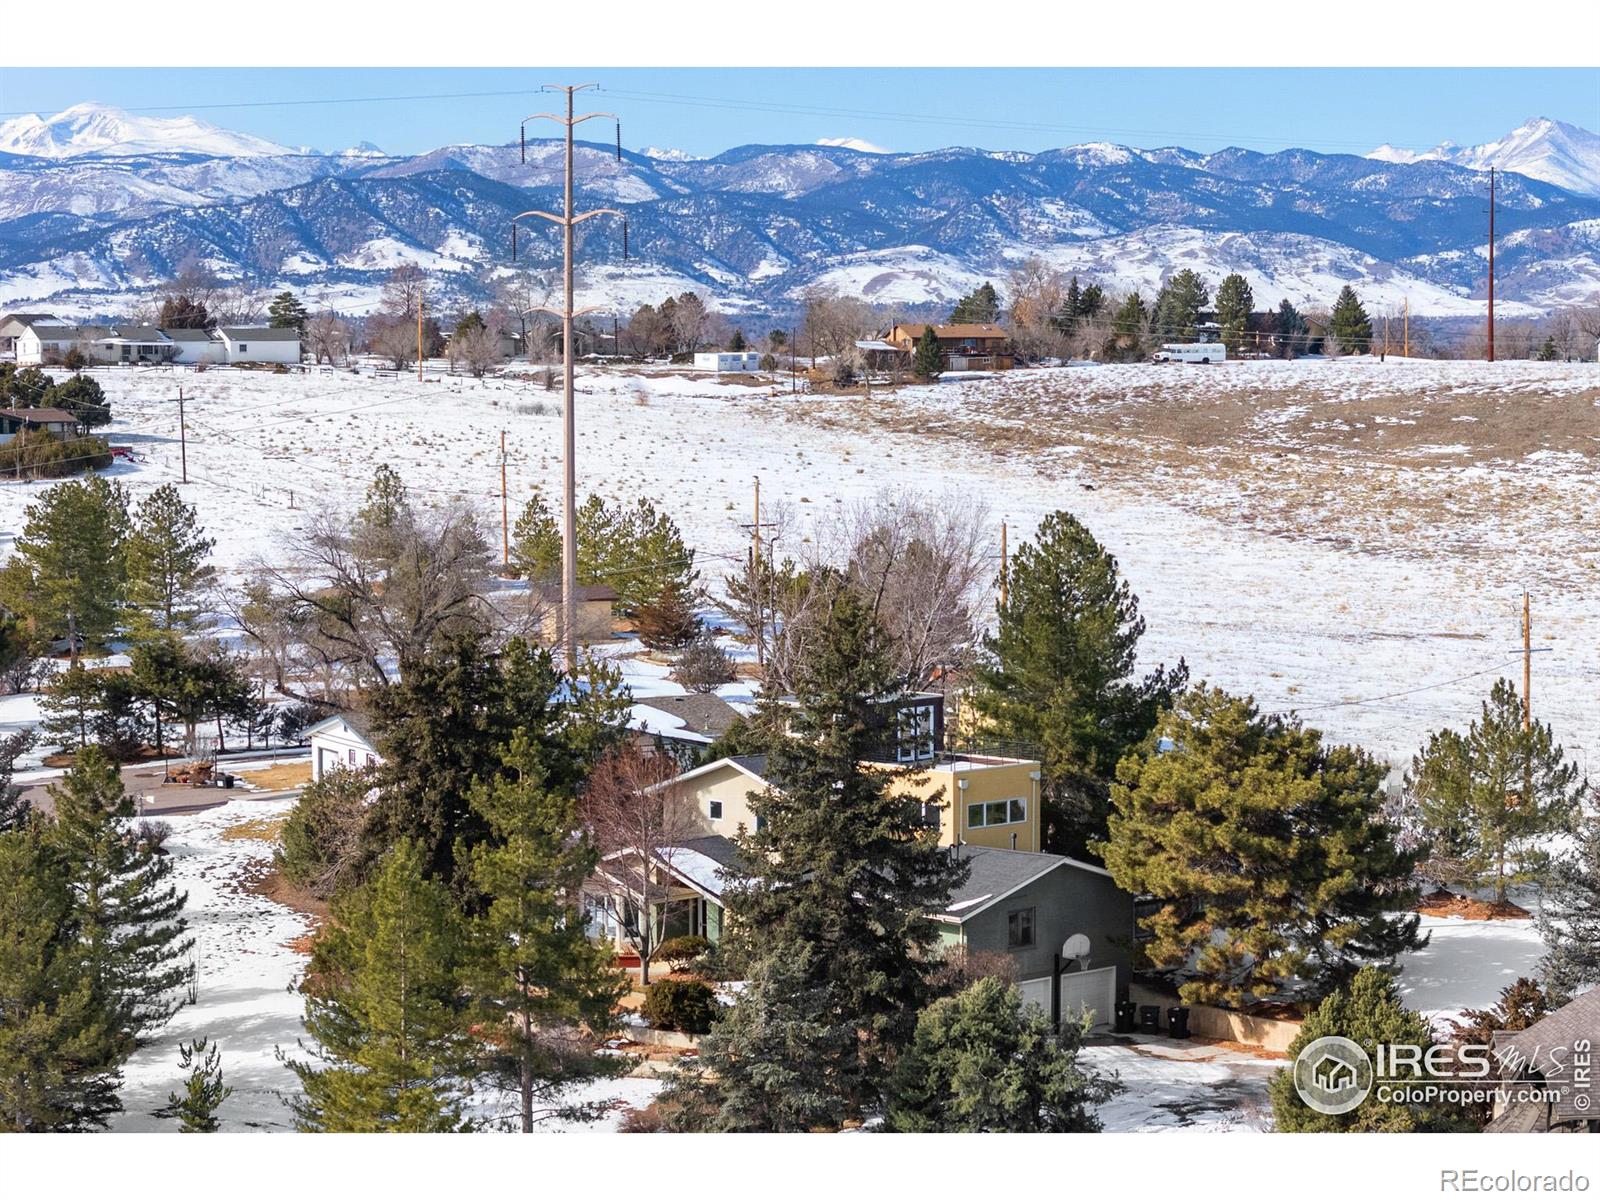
[0, 749, 193, 1130]
[0, 364, 113, 430]
[949, 281, 1001, 324]
[277, 633, 633, 1132]
[511, 489, 699, 615]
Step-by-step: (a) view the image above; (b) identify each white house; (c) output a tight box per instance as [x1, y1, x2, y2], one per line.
[15, 323, 89, 365]
[0, 313, 60, 359]
[693, 351, 761, 373]
[306, 712, 381, 782]
[217, 326, 301, 364]
[163, 328, 227, 364]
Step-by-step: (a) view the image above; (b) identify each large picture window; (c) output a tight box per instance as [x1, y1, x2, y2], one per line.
[966, 797, 1027, 828]
[896, 703, 936, 762]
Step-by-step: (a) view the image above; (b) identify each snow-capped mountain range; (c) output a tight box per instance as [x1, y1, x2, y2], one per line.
[1368, 118, 1600, 198]
[1, 103, 1597, 318]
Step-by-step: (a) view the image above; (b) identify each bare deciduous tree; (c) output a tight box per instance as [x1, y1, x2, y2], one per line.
[580, 745, 701, 984]
[1007, 256, 1069, 362]
[670, 292, 711, 355]
[306, 310, 352, 366]
[801, 288, 876, 363]
[229, 498, 497, 704]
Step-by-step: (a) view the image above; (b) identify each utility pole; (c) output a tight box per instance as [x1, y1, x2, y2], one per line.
[1403, 295, 1410, 359]
[752, 475, 762, 572]
[1488, 166, 1497, 364]
[999, 520, 1008, 610]
[510, 84, 625, 670]
[176, 384, 187, 484]
[1523, 589, 1532, 731]
[417, 293, 425, 383]
[499, 430, 510, 573]
[1382, 313, 1389, 361]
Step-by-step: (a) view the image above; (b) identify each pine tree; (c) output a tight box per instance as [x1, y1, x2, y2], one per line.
[160, 1037, 232, 1132]
[1078, 283, 1105, 319]
[728, 328, 747, 351]
[43, 748, 193, 1127]
[1538, 798, 1600, 996]
[0, 476, 129, 663]
[1150, 269, 1209, 342]
[1408, 679, 1579, 903]
[912, 326, 943, 380]
[39, 662, 108, 752]
[267, 291, 309, 334]
[1101, 687, 1426, 1006]
[283, 838, 476, 1132]
[510, 489, 562, 583]
[461, 732, 627, 1131]
[42, 375, 112, 429]
[1329, 285, 1373, 355]
[124, 484, 217, 635]
[0, 822, 116, 1131]
[667, 573, 968, 1127]
[1109, 291, 1148, 360]
[363, 635, 629, 889]
[633, 582, 702, 651]
[972, 511, 1187, 854]
[1271, 967, 1465, 1132]
[884, 976, 1116, 1132]
[1276, 298, 1309, 357]
[950, 281, 1000, 323]
[0, 729, 33, 832]
[1062, 276, 1083, 331]
[1214, 272, 1254, 355]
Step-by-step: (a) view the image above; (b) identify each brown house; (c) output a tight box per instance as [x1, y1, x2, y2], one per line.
[886, 322, 1014, 371]
[0, 407, 83, 444]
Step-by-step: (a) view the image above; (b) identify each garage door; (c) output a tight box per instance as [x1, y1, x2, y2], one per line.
[318, 749, 341, 780]
[1016, 966, 1117, 1029]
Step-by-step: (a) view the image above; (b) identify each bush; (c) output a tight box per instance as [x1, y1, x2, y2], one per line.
[758, 353, 778, 372]
[670, 632, 735, 694]
[61, 347, 88, 371]
[656, 934, 711, 974]
[641, 978, 718, 1034]
[277, 766, 374, 899]
[0, 430, 113, 479]
[134, 819, 174, 854]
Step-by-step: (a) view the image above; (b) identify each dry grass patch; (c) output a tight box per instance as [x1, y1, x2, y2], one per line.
[219, 815, 288, 844]
[236, 762, 312, 790]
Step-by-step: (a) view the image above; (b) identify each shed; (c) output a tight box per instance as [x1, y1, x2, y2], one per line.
[218, 326, 301, 364]
[305, 711, 381, 781]
[535, 582, 619, 645]
[693, 351, 762, 373]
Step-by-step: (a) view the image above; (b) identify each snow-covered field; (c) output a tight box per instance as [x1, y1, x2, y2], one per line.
[5, 356, 1596, 771]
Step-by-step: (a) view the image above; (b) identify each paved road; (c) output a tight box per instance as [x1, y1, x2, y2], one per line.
[18, 758, 305, 818]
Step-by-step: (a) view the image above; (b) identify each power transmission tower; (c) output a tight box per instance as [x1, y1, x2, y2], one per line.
[510, 84, 626, 670]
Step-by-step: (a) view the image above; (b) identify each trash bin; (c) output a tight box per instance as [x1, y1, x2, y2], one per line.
[222, 774, 234, 789]
[1114, 1000, 1138, 1035]
[1139, 1005, 1162, 1034]
[1167, 1005, 1192, 1039]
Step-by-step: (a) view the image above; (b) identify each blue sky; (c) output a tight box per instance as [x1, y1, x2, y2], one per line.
[1, 68, 1595, 157]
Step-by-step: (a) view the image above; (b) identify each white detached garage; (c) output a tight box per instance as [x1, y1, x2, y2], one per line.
[306, 712, 382, 782]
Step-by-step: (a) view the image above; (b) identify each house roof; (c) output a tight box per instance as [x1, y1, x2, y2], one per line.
[658, 752, 777, 794]
[161, 327, 219, 342]
[535, 582, 618, 603]
[304, 710, 377, 747]
[0, 313, 58, 329]
[634, 693, 742, 741]
[893, 323, 1008, 340]
[656, 834, 744, 900]
[27, 324, 91, 339]
[102, 325, 168, 342]
[218, 326, 301, 341]
[1492, 988, 1600, 1124]
[0, 407, 79, 424]
[935, 844, 1113, 923]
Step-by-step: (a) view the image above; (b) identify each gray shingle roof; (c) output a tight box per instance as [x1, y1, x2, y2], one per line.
[676, 834, 741, 868]
[162, 327, 219, 342]
[939, 845, 1067, 920]
[1493, 988, 1600, 1124]
[219, 326, 301, 341]
[639, 693, 741, 739]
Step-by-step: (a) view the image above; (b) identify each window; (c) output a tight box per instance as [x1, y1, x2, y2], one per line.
[708, 799, 723, 820]
[238, 343, 248, 354]
[896, 703, 936, 762]
[1007, 907, 1036, 949]
[347, 747, 357, 766]
[966, 797, 1027, 828]
[366, 754, 377, 767]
